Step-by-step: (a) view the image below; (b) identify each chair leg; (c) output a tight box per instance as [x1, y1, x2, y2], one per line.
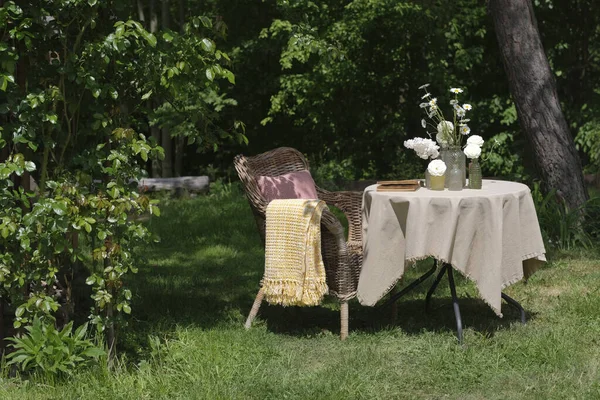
[340, 301, 349, 340]
[245, 287, 265, 330]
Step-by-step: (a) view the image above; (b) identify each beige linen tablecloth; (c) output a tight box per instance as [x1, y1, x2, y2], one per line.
[357, 180, 546, 316]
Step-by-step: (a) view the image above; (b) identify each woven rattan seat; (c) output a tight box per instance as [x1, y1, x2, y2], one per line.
[234, 147, 363, 340]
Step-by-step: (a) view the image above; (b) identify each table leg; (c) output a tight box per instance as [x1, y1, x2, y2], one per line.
[378, 261, 438, 309]
[447, 266, 464, 344]
[425, 263, 449, 312]
[501, 292, 527, 324]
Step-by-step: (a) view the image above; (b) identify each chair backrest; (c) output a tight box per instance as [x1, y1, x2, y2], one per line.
[234, 147, 311, 243]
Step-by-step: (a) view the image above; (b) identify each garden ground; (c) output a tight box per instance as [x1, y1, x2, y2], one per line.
[1, 189, 599, 399]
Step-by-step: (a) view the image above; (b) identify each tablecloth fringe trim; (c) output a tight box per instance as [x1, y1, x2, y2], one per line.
[500, 273, 526, 291]
[356, 269, 404, 307]
[360, 253, 540, 315]
[521, 250, 546, 261]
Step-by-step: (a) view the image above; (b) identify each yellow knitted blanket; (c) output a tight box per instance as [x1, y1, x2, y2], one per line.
[262, 199, 329, 306]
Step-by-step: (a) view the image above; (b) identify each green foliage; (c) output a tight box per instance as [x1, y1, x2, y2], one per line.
[0, 0, 197, 356]
[531, 182, 600, 250]
[252, 0, 500, 179]
[208, 179, 238, 199]
[0, 128, 161, 333]
[195, 0, 600, 185]
[575, 119, 600, 173]
[311, 158, 357, 190]
[139, 19, 246, 151]
[482, 132, 528, 180]
[6, 317, 105, 376]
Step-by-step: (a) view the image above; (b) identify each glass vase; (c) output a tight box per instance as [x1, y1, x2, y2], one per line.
[443, 146, 465, 191]
[468, 158, 482, 189]
[425, 168, 431, 189]
[430, 174, 445, 190]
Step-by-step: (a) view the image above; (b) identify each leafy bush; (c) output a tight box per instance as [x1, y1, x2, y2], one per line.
[311, 158, 357, 191]
[482, 132, 528, 180]
[6, 318, 105, 377]
[531, 182, 598, 250]
[575, 119, 600, 173]
[582, 196, 600, 239]
[208, 179, 240, 199]
[0, 129, 161, 342]
[0, 0, 241, 360]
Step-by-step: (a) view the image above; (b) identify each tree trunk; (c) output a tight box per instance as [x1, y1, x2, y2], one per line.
[149, 0, 158, 33]
[148, 0, 161, 177]
[161, 128, 173, 177]
[161, 0, 170, 28]
[172, 0, 186, 177]
[137, 0, 146, 22]
[488, 0, 589, 210]
[178, 0, 186, 28]
[150, 120, 161, 177]
[160, 0, 173, 177]
[138, 176, 209, 192]
[174, 136, 184, 177]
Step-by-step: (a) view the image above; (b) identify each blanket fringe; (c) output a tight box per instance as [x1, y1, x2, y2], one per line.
[262, 278, 328, 307]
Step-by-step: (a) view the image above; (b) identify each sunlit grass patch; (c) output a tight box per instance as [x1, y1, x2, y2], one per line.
[1, 191, 600, 400]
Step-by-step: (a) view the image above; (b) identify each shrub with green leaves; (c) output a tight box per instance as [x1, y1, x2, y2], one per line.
[531, 181, 600, 250]
[0, 128, 162, 336]
[6, 317, 105, 376]
[0, 0, 211, 360]
[575, 119, 600, 174]
[0, 0, 246, 358]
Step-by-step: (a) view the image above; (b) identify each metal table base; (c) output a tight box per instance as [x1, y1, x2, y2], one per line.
[379, 260, 526, 344]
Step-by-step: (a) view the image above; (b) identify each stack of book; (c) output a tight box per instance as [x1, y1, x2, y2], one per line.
[376, 179, 421, 192]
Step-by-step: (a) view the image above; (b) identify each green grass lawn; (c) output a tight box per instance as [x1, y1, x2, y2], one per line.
[1, 188, 600, 399]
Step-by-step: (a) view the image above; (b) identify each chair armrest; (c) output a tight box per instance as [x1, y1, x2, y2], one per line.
[320, 207, 356, 300]
[317, 187, 363, 244]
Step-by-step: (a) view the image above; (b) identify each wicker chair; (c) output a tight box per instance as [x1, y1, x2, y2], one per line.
[234, 147, 363, 340]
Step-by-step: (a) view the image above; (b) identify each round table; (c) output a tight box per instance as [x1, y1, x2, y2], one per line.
[357, 179, 546, 317]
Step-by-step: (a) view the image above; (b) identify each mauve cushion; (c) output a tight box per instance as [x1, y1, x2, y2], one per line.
[257, 170, 319, 201]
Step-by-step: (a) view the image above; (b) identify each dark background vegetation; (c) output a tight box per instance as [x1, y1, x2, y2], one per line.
[199, 0, 600, 189]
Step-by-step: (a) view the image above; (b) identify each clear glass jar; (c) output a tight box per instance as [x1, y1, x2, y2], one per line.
[444, 146, 465, 191]
[468, 158, 482, 189]
[440, 145, 465, 189]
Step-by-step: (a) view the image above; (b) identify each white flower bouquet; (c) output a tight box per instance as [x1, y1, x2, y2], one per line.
[418, 84, 473, 147]
[404, 137, 439, 160]
[403, 135, 443, 188]
[403, 84, 482, 190]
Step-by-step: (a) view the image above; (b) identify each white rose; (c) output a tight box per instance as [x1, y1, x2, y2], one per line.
[436, 121, 454, 145]
[427, 159, 447, 177]
[467, 135, 484, 147]
[463, 143, 482, 159]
